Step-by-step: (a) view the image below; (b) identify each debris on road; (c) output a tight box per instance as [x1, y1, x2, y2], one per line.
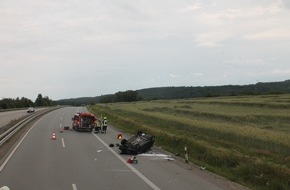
[127, 156, 138, 164]
[138, 153, 175, 161]
[165, 157, 175, 161]
[200, 166, 206, 171]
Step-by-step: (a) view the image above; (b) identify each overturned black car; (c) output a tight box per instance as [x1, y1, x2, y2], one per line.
[119, 131, 155, 155]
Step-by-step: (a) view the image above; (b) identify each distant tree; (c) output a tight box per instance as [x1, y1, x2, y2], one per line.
[0, 98, 14, 109]
[114, 90, 138, 102]
[35, 94, 53, 106]
[99, 95, 115, 103]
[42, 96, 51, 106]
[35, 94, 44, 106]
[0, 97, 34, 109]
[55, 79, 290, 104]
[20, 97, 34, 107]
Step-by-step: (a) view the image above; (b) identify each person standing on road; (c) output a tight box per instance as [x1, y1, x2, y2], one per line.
[94, 119, 101, 133]
[102, 117, 108, 134]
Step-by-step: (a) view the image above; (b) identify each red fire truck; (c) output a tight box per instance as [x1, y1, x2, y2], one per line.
[72, 112, 96, 132]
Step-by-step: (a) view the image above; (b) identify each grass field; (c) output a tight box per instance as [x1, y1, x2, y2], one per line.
[89, 94, 290, 190]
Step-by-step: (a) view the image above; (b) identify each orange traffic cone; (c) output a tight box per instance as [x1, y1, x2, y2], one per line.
[127, 156, 133, 163]
[51, 132, 56, 140]
[127, 156, 138, 164]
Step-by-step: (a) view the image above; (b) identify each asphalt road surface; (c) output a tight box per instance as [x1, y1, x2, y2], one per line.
[0, 108, 47, 128]
[0, 110, 28, 128]
[0, 107, 249, 190]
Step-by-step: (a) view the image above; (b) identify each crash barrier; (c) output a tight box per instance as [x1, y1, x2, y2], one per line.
[0, 107, 62, 146]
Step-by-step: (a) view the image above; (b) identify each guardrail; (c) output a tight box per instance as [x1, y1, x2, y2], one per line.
[0, 107, 61, 146]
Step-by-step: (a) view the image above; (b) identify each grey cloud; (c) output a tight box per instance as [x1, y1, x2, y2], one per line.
[0, 0, 289, 99]
[279, 0, 290, 9]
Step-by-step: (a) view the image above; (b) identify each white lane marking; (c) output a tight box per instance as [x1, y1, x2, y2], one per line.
[72, 184, 77, 190]
[0, 118, 42, 172]
[92, 133, 161, 190]
[62, 138, 65, 148]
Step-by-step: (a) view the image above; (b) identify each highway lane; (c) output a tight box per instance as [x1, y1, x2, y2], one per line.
[0, 107, 248, 190]
[0, 110, 28, 128]
[0, 108, 47, 128]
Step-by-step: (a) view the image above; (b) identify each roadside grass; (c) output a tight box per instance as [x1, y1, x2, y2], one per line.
[88, 94, 290, 190]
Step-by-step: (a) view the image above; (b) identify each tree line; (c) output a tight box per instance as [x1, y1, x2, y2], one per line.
[137, 80, 290, 100]
[99, 90, 140, 103]
[0, 94, 54, 109]
[55, 79, 290, 105]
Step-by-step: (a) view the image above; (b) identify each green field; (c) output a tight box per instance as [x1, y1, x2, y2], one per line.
[89, 94, 290, 190]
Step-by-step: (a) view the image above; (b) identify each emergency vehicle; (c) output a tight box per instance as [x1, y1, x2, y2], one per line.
[72, 112, 96, 132]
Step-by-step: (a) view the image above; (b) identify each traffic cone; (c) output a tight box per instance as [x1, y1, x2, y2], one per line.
[51, 132, 56, 140]
[127, 156, 138, 164]
[127, 156, 133, 163]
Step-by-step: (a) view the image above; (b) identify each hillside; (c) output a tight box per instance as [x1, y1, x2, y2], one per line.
[56, 80, 290, 105]
[137, 80, 290, 100]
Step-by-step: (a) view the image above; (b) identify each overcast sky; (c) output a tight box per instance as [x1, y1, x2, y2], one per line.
[1, 0, 290, 100]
